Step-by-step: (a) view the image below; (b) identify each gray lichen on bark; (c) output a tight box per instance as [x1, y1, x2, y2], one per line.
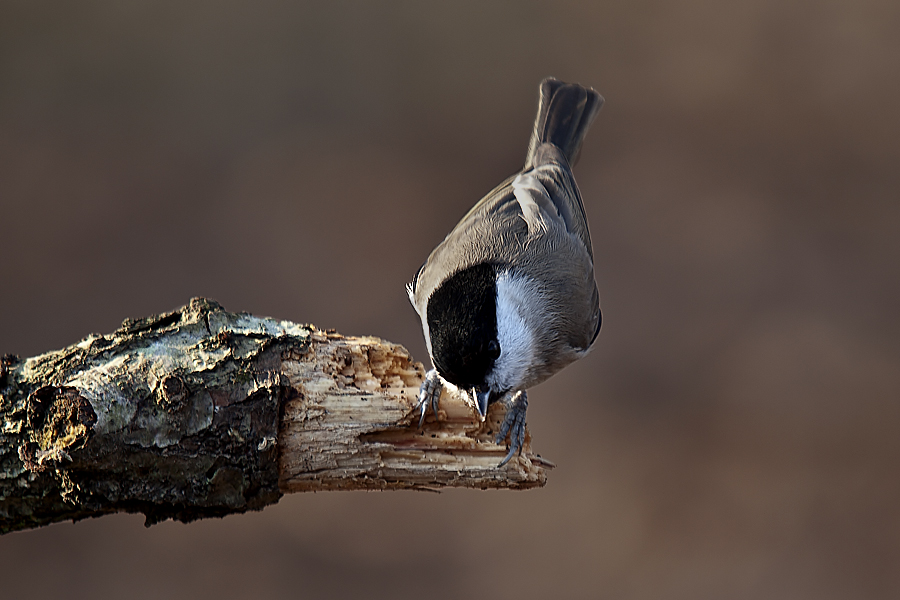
[0, 298, 296, 534]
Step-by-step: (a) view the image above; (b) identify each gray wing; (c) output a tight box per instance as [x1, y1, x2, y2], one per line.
[410, 154, 596, 319]
[527, 143, 594, 260]
[408, 174, 524, 316]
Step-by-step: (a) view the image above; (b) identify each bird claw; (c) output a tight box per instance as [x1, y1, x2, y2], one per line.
[495, 390, 528, 467]
[416, 369, 443, 427]
[418, 373, 528, 468]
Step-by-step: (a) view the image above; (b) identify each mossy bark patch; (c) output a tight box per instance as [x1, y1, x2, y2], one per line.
[0, 298, 304, 534]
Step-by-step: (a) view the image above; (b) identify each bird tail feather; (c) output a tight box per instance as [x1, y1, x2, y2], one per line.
[525, 78, 603, 169]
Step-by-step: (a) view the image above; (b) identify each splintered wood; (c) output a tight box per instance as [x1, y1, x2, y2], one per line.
[278, 331, 549, 492]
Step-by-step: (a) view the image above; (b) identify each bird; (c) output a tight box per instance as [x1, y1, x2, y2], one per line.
[407, 77, 603, 466]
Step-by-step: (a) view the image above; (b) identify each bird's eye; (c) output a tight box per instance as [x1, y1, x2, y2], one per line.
[487, 340, 501, 360]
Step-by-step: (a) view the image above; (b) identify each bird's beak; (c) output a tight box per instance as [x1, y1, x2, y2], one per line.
[473, 386, 491, 420]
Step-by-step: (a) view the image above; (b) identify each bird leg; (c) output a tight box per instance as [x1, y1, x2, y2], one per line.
[416, 368, 444, 427]
[495, 390, 528, 467]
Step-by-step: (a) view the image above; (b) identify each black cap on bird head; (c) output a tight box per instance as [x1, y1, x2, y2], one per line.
[426, 262, 503, 400]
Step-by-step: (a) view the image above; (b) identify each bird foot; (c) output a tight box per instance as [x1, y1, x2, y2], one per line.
[416, 369, 443, 427]
[495, 390, 528, 467]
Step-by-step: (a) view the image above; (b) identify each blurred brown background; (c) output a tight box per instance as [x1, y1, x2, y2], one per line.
[1, 1, 898, 598]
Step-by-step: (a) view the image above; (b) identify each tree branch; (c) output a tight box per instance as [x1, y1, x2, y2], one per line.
[0, 298, 549, 534]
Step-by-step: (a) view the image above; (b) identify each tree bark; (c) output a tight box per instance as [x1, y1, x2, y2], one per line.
[0, 298, 549, 534]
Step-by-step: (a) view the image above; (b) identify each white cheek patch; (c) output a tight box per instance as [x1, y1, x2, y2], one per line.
[489, 271, 535, 392]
